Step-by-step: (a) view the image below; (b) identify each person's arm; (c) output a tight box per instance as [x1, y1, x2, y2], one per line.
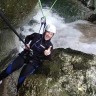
[25, 33, 38, 49]
[25, 33, 36, 44]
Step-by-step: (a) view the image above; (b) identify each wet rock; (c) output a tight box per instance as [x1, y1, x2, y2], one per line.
[0, 0, 37, 29]
[78, 0, 95, 10]
[0, 48, 18, 96]
[87, 0, 95, 10]
[88, 14, 96, 22]
[0, 30, 18, 64]
[78, 0, 87, 6]
[28, 19, 38, 26]
[17, 48, 96, 96]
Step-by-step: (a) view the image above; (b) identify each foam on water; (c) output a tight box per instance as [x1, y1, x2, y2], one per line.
[20, 7, 96, 55]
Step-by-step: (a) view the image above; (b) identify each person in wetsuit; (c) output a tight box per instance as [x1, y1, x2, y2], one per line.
[0, 24, 56, 92]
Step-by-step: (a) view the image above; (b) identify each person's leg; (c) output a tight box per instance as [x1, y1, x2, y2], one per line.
[17, 63, 39, 91]
[0, 55, 24, 80]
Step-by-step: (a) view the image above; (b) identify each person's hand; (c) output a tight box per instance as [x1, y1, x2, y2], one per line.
[25, 44, 30, 50]
[44, 46, 52, 56]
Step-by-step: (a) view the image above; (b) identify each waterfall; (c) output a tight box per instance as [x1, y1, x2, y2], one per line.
[19, 6, 96, 55]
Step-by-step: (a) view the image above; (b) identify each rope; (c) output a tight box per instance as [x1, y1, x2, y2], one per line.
[38, 0, 45, 17]
[0, 10, 33, 53]
[38, 0, 57, 17]
[38, 0, 58, 33]
[45, 0, 58, 17]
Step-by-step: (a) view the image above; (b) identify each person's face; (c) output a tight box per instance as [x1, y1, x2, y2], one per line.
[44, 31, 54, 40]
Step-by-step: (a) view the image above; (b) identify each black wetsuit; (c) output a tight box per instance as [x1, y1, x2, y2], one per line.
[0, 33, 53, 90]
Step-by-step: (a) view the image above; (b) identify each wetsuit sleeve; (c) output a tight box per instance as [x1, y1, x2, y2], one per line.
[25, 33, 38, 44]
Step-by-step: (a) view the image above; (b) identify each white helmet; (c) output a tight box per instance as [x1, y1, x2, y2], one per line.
[45, 24, 56, 34]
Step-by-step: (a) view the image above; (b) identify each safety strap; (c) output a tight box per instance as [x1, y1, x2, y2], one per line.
[38, 0, 57, 34]
[39, 17, 46, 33]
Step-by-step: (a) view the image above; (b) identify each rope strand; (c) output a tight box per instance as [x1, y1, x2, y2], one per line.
[38, 0, 45, 17]
[38, 0, 58, 33]
[45, 0, 58, 16]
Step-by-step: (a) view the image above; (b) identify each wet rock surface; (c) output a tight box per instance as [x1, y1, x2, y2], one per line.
[88, 14, 96, 23]
[15, 48, 96, 96]
[0, 0, 37, 29]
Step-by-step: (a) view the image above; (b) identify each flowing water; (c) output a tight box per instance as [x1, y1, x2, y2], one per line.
[18, 1, 96, 95]
[19, 5, 96, 55]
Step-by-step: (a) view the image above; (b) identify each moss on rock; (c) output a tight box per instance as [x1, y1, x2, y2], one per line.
[18, 48, 96, 96]
[0, 0, 37, 29]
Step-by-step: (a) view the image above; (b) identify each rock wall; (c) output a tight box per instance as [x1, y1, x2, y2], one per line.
[77, 0, 96, 23]
[0, 0, 38, 63]
[0, 0, 37, 29]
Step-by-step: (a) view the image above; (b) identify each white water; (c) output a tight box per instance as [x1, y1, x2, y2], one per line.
[19, 7, 96, 55]
[18, 6, 96, 96]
